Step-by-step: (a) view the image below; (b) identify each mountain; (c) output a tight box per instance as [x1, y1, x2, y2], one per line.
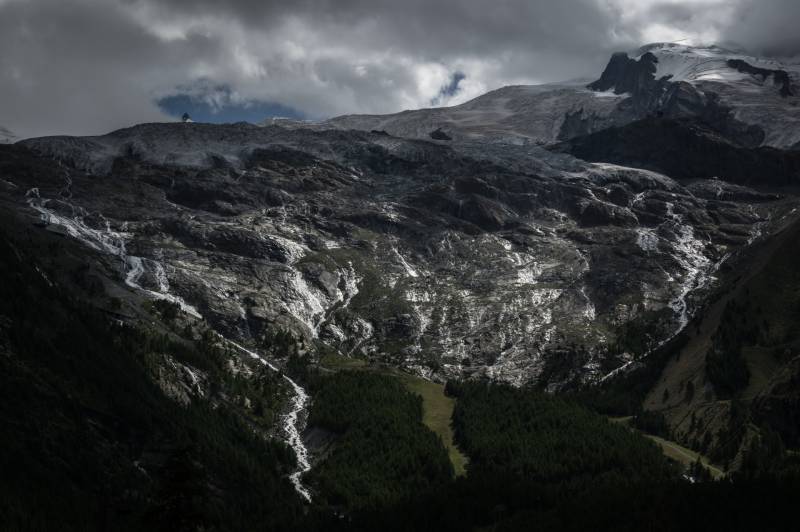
[328, 43, 800, 149]
[327, 80, 629, 144]
[551, 116, 800, 186]
[2, 43, 800, 528]
[3, 44, 799, 391]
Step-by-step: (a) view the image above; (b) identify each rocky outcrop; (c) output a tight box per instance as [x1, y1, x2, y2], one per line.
[588, 52, 660, 96]
[727, 59, 794, 97]
[552, 117, 800, 185]
[429, 128, 452, 141]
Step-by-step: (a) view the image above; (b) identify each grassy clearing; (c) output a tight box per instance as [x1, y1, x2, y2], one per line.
[396, 373, 469, 477]
[319, 354, 468, 476]
[319, 353, 368, 370]
[610, 417, 725, 480]
[644, 434, 726, 480]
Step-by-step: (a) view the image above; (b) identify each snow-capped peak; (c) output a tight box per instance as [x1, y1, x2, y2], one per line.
[634, 42, 800, 84]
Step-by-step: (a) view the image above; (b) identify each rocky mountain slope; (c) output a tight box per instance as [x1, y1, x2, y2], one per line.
[1, 122, 794, 390]
[551, 117, 800, 186]
[2, 44, 799, 394]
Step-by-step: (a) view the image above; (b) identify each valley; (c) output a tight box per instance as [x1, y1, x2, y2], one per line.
[2, 40, 800, 530]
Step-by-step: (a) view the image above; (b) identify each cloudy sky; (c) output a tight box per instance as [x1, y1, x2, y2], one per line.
[1, 0, 798, 138]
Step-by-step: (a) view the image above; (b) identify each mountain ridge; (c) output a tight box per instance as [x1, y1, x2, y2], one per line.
[325, 43, 800, 150]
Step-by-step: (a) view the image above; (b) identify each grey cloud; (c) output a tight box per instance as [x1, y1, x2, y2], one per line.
[0, 0, 223, 137]
[2, 0, 797, 138]
[720, 0, 800, 56]
[135, 0, 636, 63]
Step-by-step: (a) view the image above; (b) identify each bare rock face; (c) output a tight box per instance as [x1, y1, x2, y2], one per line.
[3, 114, 795, 390]
[588, 52, 660, 96]
[727, 59, 794, 97]
[429, 128, 452, 141]
[551, 117, 800, 186]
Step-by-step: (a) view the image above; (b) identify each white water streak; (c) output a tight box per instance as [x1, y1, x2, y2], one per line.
[27, 191, 202, 317]
[223, 339, 312, 502]
[599, 204, 717, 383]
[27, 189, 312, 501]
[392, 245, 419, 278]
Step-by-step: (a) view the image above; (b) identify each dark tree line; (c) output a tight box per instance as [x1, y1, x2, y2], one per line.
[448, 381, 676, 487]
[342, 380, 800, 531]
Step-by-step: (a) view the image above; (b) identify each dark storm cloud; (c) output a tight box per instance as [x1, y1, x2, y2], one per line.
[0, 0, 226, 137]
[130, 0, 642, 102]
[642, 1, 731, 32]
[1, 0, 797, 138]
[140, 0, 631, 54]
[720, 0, 800, 56]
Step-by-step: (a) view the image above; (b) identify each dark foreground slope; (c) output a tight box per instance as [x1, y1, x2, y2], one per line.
[640, 217, 800, 472]
[0, 221, 305, 531]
